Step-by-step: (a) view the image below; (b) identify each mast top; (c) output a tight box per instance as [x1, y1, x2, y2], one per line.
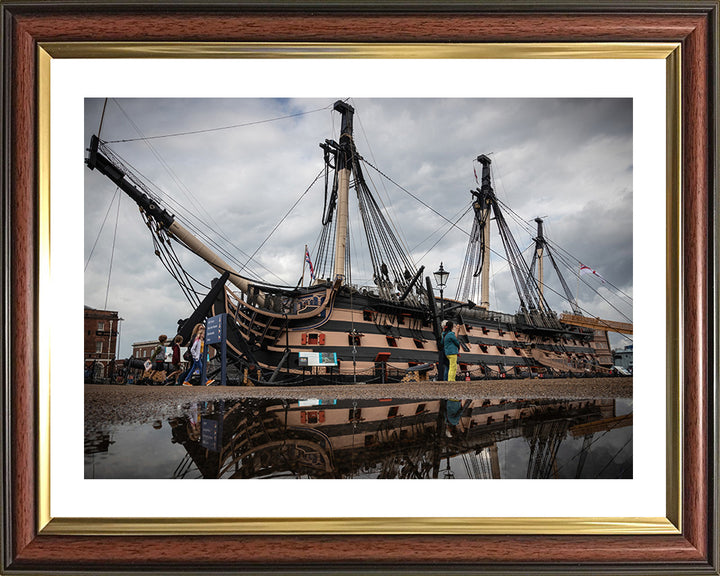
[333, 100, 355, 139]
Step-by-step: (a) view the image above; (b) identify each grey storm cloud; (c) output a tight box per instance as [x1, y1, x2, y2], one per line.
[84, 98, 633, 357]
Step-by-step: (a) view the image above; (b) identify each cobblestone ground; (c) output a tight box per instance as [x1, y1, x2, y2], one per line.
[85, 378, 632, 428]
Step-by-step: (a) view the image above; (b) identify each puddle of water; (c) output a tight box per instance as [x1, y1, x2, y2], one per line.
[85, 397, 632, 479]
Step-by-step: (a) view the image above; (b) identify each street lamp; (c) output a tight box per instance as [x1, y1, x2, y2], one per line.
[115, 317, 125, 359]
[433, 262, 449, 319]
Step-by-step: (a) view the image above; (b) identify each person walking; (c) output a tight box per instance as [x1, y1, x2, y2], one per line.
[442, 320, 461, 382]
[168, 335, 183, 384]
[182, 324, 206, 386]
[150, 335, 168, 372]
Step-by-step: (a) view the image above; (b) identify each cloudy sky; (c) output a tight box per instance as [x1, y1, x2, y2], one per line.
[84, 98, 633, 357]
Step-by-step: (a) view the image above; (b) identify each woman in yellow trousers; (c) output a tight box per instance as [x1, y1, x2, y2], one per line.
[442, 321, 460, 381]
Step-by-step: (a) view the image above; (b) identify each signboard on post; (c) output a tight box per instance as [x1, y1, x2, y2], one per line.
[200, 414, 223, 452]
[297, 352, 338, 367]
[205, 313, 227, 385]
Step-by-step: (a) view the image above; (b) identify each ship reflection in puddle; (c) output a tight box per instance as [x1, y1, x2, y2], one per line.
[85, 398, 632, 479]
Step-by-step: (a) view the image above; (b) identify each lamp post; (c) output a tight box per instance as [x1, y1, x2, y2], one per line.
[433, 262, 449, 319]
[115, 317, 124, 384]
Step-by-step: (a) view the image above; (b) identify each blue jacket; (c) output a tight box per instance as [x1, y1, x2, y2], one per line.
[443, 330, 460, 356]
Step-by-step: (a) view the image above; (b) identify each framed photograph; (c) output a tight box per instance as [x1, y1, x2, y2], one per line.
[2, 1, 717, 574]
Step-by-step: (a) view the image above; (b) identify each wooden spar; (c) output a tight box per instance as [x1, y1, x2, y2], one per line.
[477, 154, 493, 310]
[331, 100, 355, 284]
[480, 202, 491, 309]
[333, 166, 350, 282]
[85, 135, 266, 306]
[535, 217, 545, 310]
[559, 313, 633, 335]
[167, 220, 265, 307]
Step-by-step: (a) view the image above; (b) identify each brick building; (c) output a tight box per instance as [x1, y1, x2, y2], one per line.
[132, 340, 162, 360]
[84, 306, 120, 380]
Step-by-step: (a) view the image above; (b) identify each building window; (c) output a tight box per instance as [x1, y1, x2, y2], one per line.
[95, 341, 103, 354]
[98, 321, 104, 331]
[386, 336, 398, 347]
[387, 406, 399, 418]
[307, 333, 319, 345]
[363, 310, 374, 321]
[349, 407, 362, 421]
[413, 339, 424, 349]
[415, 403, 426, 414]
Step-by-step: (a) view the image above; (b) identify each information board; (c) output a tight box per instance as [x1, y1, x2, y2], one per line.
[200, 416, 223, 452]
[204, 314, 227, 385]
[205, 314, 224, 345]
[297, 352, 338, 367]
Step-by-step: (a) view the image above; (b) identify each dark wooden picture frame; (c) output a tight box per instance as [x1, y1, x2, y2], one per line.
[2, 1, 717, 573]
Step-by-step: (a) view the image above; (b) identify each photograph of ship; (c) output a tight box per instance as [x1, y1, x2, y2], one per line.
[84, 98, 633, 385]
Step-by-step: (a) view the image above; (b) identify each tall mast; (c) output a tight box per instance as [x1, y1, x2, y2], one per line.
[534, 217, 545, 309]
[332, 100, 355, 284]
[477, 155, 493, 310]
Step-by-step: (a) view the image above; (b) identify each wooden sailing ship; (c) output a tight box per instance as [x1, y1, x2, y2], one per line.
[85, 100, 632, 385]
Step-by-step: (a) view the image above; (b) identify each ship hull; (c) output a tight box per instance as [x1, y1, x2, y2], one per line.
[209, 283, 612, 385]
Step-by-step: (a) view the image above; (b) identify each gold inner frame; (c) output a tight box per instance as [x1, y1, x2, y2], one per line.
[37, 42, 681, 536]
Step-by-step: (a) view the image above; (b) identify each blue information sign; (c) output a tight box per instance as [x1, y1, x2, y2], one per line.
[206, 314, 224, 345]
[200, 416, 223, 452]
[205, 313, 227, 385]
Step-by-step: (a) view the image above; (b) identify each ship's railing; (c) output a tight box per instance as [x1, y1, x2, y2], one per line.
[355, 283, 426, 306]
[224, 281, 337, 321]
[458, 306, 517, 325]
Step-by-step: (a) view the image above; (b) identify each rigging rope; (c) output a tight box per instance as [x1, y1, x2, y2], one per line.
[593, 435, 632, 479]
[354, 107, 416, 269]
[496, 196, 633, 315]
[239, 167, 325, 275]
[420, 204, 473, 264]
[361, 158, 471, 239]
[85, 187, 120, 272]
[98, 98, 108, 140]
[104, 192, 121, 309]
[108, 101, 275, 283]
[114, 102, 264, 262]
[97, 140, 282, 284]
[104, 102, 333, 143]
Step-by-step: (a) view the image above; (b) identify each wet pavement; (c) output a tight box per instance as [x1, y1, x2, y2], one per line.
[85, 378, 631, 428]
